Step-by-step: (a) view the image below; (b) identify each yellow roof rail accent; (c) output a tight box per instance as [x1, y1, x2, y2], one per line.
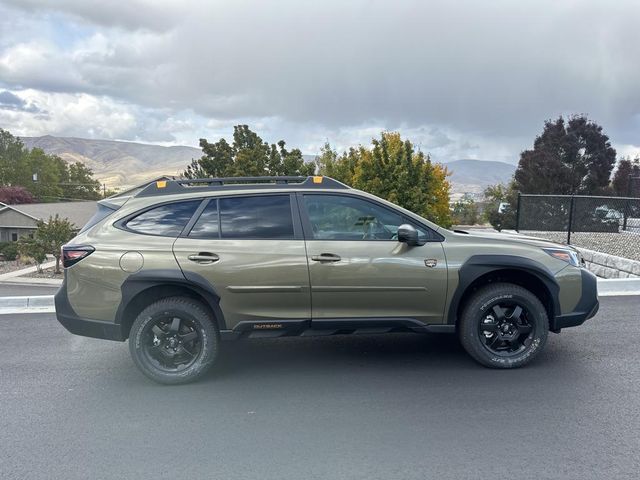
[156, 180, 167, 188]
[312, 176, 323, 184]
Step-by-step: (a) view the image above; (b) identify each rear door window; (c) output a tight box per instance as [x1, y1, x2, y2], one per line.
[218, 195, 294, 239]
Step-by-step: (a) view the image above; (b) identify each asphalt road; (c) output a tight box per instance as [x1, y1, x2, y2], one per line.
[1, 297, 639, 480]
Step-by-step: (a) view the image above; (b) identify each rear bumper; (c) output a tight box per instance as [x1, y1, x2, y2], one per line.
[552, 268, 599, 331]
[55, 278, 124, 341]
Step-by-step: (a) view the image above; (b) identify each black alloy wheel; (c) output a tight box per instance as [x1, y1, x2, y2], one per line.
[478, 302, 535, 356]
[129, 297, 219, 384]
[458, 283, 549, 368]
[142, 315, 203, 372]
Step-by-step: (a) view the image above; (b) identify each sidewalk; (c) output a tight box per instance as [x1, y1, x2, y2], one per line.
[0, 260, 62, 286]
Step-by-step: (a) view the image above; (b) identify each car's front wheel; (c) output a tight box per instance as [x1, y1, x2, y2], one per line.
[129, 297, 219, 384]
[458, 283, 549, 368]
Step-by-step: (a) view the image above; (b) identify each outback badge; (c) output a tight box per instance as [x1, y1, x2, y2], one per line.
[253, 323, 283, 330]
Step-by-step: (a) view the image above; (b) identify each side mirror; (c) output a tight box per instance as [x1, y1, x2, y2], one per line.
[397, 224, 424, 246]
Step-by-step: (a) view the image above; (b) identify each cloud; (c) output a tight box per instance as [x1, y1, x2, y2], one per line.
[0, 0, 639, 162]
[0, 89, 137, 139]
[0, 90, 43, 113]
[1, 0, 180, 32]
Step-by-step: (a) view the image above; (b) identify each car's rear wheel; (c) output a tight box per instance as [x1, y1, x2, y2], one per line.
[458, 283, 549, 368]
[129, 297, 219, 384]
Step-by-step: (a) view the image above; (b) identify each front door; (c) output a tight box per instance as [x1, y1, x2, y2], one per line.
[299, 193, 448, 325]
[173, 194, 310, 329]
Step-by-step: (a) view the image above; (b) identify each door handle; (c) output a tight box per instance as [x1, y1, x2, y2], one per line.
[311, 253, 341, 263]
[187, 252, 219, 264]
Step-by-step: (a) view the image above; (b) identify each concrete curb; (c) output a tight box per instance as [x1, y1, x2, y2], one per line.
[0, 295, 55, 314]
[0, 278, 638, 316]
[0, 277, 63, 286]
[597, 278, 640, 296]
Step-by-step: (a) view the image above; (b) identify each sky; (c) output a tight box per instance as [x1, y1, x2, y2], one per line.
[0, 0, 639, 164]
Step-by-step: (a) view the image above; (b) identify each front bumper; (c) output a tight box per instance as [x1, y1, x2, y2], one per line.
[55, 278, 124, 341]
[552, 268, 599, 331]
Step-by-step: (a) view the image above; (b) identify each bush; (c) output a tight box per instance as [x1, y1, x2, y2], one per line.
[451, 195, 480, 226]
[35, 215, 75, 273]
[18, 239, 47, 271]
[1, 242, 19, 261]
[483, 182, 518, 231]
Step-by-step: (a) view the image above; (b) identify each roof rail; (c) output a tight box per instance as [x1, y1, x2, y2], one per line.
[136, 175, 349, 197]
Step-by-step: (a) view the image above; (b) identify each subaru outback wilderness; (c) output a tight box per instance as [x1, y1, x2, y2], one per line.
[56, 176, 599, 384]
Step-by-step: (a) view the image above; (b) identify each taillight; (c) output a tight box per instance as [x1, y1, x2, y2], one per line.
[62, 245, 95, 268]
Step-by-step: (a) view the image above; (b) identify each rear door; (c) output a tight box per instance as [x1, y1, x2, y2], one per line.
[299, 193, 448, 324]
[173, 193, 311, 329]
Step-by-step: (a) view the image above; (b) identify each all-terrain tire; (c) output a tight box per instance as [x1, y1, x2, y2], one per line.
[129, 296, 219, 384]
[458, 283, 549, 368]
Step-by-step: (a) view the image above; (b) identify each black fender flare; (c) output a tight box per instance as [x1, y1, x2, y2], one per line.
[115, 269, 227, 332]
[447, 254, 560, 324]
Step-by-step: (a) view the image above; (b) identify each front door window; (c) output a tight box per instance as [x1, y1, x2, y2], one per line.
[303, 194, 431, 242]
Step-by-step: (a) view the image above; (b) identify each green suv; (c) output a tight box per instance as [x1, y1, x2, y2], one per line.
[55, 176, 599, 384]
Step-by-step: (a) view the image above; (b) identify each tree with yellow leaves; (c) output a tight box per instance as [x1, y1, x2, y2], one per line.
[316, 132, 452, 228]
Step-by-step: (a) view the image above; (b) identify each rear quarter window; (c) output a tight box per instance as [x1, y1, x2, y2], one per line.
[125, 200, 201, 237]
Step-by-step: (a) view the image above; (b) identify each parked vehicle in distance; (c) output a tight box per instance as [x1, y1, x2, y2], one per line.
[594, 205, 624, 221]
[55, 176, 599, 384]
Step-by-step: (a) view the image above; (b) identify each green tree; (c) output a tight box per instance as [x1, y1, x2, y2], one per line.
[184, 125, 314, 178]
[315, 143, 360, 184]
[0, 129, 27, 185]
[62, 162, 101, 200]
[0, 128, 102, 202]
[35, 215, 75, 273]
[317, 132, 452, 227]
[611, 156, 640, 196]
[16, 148, 66, 201]
[483, 182, 518, 231]
[515, 115, 616, 195]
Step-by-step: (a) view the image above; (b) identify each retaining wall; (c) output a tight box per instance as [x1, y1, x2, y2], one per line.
[577, 247, 640, 279]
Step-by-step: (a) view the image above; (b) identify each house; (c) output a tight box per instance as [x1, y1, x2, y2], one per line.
[0, 176, 179, 242]
[0, 201, 97, 242]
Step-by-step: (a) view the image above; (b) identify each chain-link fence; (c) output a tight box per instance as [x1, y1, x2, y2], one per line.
[516, 194, 640, 261]
[627, 175, 640, 198]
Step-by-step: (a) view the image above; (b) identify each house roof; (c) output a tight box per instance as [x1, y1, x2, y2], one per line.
[1, 201, 97, 229]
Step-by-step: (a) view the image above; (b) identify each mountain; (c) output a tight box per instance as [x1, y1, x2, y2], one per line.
[19, 136, 515, 195]
[444, 159, 516, 196]
[21, 135, 202, 189]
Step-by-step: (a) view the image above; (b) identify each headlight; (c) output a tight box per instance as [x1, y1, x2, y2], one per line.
[543, 248, 580, 267]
